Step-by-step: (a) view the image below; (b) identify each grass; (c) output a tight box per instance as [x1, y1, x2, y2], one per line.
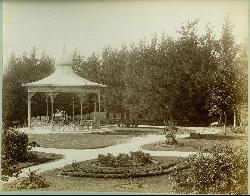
[141, 132, 247, 152]
[108, 126, 205, 135]
[2, 171, 175, 193]
[28, 133, 132, 149]
[3, 127, 245, 193]
[3, 156, 183, 193]
[7, 151, 64, 172]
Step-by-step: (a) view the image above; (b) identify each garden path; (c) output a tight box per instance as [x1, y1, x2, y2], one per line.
[3, 127, 222, 184]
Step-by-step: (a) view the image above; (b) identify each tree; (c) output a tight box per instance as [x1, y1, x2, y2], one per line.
[100, 46, 127, 115]
[3, 48, 54, 128]
[208, 16, 238, 132]
[234, 39, 248, 129]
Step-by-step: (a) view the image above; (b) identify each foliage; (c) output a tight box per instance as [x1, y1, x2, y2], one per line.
[2, 129, 29, 165]
[171, 145, 248, 194]
[3, 17, 247, 127]
[96, 151, 152, 168]
[61, 157, 183, 178]
[231, 126, 247, 134]
[12, 169, 49, 190]
[1, 129, 30, 180]
[3, 49, 54, 128]
[163, 121, 178, 144]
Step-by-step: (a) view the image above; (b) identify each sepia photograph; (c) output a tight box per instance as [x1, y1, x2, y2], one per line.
[1, 0, 248, 194]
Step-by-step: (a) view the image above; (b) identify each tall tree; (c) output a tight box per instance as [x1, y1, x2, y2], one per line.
[3, 48, 54, 128]
[209, 16, 238, 130]
[234, 39, 248, 127]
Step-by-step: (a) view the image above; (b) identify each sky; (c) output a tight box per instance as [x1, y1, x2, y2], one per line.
[3, 0, 248, 65]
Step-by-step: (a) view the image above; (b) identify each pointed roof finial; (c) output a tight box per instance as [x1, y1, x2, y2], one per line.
[56, 44, 72, 66]
[63, 44, 66, 55]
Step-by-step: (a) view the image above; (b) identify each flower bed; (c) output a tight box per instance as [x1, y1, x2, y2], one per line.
[60, 154, 185, 178]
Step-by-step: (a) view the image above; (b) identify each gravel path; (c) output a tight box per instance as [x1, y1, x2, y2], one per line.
[2, 127, 222, 184]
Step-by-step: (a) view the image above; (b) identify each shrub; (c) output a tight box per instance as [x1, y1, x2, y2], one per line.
[96, 151, 152, 168]
[163, 121, 178, 144]
[171, 145, 248, 194]
[12, 169, 49, 190]
[130, 151, 152, 166]
[2, 129, 29, 164]
[1, 129, 30, 180]
[97, 153, 116, 167]
[231, 126, 247, 133]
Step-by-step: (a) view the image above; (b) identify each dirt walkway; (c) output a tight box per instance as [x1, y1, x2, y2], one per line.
[2, 127, 222, 184]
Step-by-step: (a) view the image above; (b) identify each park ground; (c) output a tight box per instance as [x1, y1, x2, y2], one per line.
[2, 126, 247, 193]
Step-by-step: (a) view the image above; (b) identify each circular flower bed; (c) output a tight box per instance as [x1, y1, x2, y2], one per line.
[60, 151, 186, 178]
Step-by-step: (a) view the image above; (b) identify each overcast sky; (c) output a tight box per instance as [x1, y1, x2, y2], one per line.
[3, 0, 248, 64]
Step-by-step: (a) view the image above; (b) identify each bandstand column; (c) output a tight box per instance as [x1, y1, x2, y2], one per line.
[98, 93, 101, 112]
[78, 93, 85, 124]
[46, 95, 49, 121]
[94, 95, 97, 113]
[80, 101, 83, 124]
[47, 93, 56, 131]
[27, 92, 35, 129]
[94, 94, 97, 121]
[72, 95, 75, 122]
[51, 96, 54, 130]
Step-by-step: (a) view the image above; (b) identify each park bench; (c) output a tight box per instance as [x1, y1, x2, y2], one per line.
[210, 121, 219, 127]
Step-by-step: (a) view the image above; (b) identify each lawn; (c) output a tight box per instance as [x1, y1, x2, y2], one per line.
[11, 151, 64, 170]
[28, 133, 132, 149]
[2, 171, 175, 193]
[141, 132, 247, 152]
[108, 126, 213, 135]
[2, 156, 184, 193]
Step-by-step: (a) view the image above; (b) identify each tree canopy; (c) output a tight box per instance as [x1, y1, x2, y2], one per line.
[3, 18, 247, 127]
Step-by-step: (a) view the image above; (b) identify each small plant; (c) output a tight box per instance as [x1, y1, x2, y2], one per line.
[163, 121, 178, 144]
[12, 169, 49, 190]
[28, 141, 41, 148]
[231, 126, 247, 133]
[72, 160, 80, 171]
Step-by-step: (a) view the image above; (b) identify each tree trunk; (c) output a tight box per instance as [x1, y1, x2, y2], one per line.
[240, 111, 243, 126]
[224, 112, 227, 135]
[233, 109, 236, 127]
[219, 113, 222, 125]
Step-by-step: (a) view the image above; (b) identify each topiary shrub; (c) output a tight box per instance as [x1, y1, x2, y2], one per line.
[163, 121, 178, 145]
[171, 145, 248, 194]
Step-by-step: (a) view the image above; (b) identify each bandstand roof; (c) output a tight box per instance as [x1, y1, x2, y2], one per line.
[23, 54, 106, 92]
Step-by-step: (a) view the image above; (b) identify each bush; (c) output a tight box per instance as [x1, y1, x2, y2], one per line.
[96, 151, 152, 168]
[231, 126, 247, 133]
[12, 169, 49, 190]
[171, 145, 248, 194]
[1, 129, 30, 180]
[2, 129, 29, 164]
[130, 151, 152, 166]
[163, 121, 178, 144]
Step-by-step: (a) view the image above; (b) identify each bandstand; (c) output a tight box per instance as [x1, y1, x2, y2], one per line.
[23, 54, 106, 130]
